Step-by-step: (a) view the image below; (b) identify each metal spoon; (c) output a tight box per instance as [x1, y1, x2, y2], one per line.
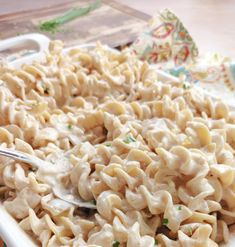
[0, 147, 96, 209]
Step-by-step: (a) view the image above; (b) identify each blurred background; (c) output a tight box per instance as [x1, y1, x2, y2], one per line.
[0, 0, 234, 56]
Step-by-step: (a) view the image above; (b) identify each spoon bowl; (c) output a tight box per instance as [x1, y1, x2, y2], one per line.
[0, 147, 96, 209]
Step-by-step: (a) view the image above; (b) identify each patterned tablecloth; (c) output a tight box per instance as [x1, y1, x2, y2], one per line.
[130, 9, 235, 107]
[1, 6, 235, 247]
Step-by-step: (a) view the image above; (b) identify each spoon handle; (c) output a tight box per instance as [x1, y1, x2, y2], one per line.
[0, 147, 43, 169]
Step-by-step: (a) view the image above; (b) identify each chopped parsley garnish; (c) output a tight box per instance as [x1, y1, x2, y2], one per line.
[155, 239, 158, 245]
[162, 218, 169, 225]
[178, 205, 182, 210]
[112, 240, 120, 247]
[105, 143, 112, 147]
[42, 84, 49, 94]
[90, 199, 96, 205]
[38, 1, 101, 33]
[188, 226, 193, 235]
[183, 82, 191, 90]
[67, 124, 72, 129]
[123, 135, 136, 144]
[44, 87, 49, 94]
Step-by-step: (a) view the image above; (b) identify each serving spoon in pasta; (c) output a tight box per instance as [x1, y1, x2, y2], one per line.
[0, 147, 96, 209]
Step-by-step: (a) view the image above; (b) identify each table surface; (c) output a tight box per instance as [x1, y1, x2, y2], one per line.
[0, 0, 235, 57]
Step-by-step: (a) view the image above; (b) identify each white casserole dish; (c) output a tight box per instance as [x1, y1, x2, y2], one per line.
[0, 33, 234, 247]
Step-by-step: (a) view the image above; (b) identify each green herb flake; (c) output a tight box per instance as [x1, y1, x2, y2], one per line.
[155, 239, 158, 245]
[90, 199, 96, 205]
[67, 124, 73, 129]
[183, 82, 191, 90]
[105, 143, 112, 147]
[178, 205, 182, 210]
[162, 218, 169, 226]
[188, 226, 193, 235]
[112, 240, 120, 247]
[42, 84, 50, 94]
[123, 135, 136, 144]
[38, 0, 101, 33]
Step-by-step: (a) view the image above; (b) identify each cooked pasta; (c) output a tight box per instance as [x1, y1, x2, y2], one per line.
[0, 40, 235, 247]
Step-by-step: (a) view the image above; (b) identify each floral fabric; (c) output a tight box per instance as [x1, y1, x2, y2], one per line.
[130, 9, 235, 106]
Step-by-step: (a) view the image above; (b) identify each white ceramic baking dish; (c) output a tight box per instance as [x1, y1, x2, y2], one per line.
[0, 33, 234, 247]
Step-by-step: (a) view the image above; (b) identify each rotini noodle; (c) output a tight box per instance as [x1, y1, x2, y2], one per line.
[0, 41, 234, 246]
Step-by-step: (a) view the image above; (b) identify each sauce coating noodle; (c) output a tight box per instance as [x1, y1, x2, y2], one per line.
[0, 41, 234, 247]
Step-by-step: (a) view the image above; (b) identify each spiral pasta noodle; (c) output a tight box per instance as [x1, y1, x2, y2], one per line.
[0, 40, 235, 246]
